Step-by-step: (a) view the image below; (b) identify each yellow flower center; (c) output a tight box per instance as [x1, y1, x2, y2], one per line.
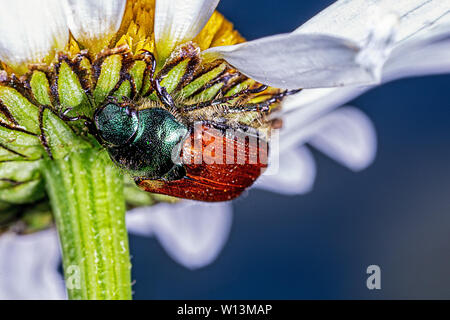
[67, 0, 245, 59]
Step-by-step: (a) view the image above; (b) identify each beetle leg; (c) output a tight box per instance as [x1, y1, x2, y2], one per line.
[139, 50, 156, 80]
[223, 88, 302, 114]
[54, 108, 100, 141]
[153, 78, 179, 115]
[136, 50, 157, 97]
[57, 110, 85, 122]
[61, 107, 73, 116]
[182, 84, 268, 112]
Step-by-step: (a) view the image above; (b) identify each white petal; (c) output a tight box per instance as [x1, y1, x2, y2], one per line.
[205, 0, 449, 90]
[204, 33, 381, 90]
[155, 0, 219, 61]
[307, 107, 377, 171]
[255, 147, 316, 195]
[280, 87, 370, 144]
[62, 0, 126, 53]
[280, 93, 377, 172]
[0, 230, 65, 300]
[297, 0, 450, 47]
[127, 201, 232, 270]
[383, 23, 450, 81]
[354, 12, 398, 81]
[0, 0, 68, 73]
[279, 25, 450, 122]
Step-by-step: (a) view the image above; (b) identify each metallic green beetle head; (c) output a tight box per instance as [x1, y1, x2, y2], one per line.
[94, 103, 139, 147]
[94, 103, 188, 180]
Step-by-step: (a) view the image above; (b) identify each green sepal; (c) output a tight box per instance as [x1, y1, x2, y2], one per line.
[226, 79, 252, 97]
[0, 179, 45, 205]
[141, 71, 152, 96]
[148, 58, 191, 100]
[30, 71, 53, 106]
[58, 62, 91, 116]
[0, 126, 43, 160]
[0, 158, 44, 205]
[161, 59, 190, 94]
[41, 108, 90, 159]
[193, 82, 224, 101]
[0, 86, 40, 134]
[79, 57, 93, 89]
[129, 61, 146, 94]
[181, 63, 226, 98]
[113, 80, 132, 101]
[0, 160, 41, 188]
[93, 54, 122, 105]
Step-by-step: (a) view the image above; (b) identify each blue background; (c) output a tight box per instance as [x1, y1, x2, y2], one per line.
[130, 0, 450, 299]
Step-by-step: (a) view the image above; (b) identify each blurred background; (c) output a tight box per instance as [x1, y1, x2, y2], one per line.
[130, 0, 450, 299]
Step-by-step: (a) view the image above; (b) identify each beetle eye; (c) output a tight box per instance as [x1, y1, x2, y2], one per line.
[94, 103, 139, 147]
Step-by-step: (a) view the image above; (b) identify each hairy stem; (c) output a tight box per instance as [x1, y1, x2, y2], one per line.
[43, 149, 131, 300]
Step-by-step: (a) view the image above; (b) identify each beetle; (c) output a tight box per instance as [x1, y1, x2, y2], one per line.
[50, 46, 299, 202]
[91, 79, 273, 202]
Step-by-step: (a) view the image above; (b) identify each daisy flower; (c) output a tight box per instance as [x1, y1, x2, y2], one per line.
[0, 0, 449, 300]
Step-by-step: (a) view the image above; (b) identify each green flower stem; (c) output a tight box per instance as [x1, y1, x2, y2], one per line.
[43, 149, 131, 300]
